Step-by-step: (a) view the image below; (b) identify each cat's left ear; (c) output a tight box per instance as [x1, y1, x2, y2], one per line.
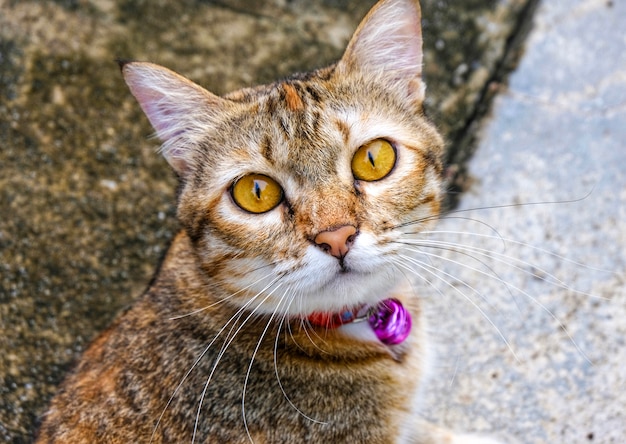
[120, 61, 233, 177]
[337, 0, 425, 102]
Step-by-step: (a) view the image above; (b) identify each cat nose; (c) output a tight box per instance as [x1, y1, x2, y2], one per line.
[314, 225, 357, 259]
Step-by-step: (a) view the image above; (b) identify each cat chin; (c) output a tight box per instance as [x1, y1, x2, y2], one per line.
[224, 233, 407, 317]
[220, 264, 399, 318]
[264, 239, 404, 316]
[268, 269, 403, 317]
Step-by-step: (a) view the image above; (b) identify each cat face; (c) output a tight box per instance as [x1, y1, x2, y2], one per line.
[122, 0, 444, 317]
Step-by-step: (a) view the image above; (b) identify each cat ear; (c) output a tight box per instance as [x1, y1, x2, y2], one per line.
[337, 0, 425, 102]
[120, 61, 230, 176]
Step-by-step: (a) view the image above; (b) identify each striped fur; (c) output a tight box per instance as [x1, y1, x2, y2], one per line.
[37, 1, 500, 443]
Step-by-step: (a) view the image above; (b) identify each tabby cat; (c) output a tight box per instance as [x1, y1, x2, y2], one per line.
[37, 0, 502, 442]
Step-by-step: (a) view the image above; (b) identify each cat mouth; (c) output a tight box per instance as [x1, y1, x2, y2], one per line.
[338, 260, 351, 273]
[317, 265, 356, 290]
[336, 256, 367, 277]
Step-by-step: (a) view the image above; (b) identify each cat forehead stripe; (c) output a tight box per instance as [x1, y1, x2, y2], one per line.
[282, 83, 305, 112]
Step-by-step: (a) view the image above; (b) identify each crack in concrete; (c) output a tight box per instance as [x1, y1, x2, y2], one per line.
[444, 0, 542, 208]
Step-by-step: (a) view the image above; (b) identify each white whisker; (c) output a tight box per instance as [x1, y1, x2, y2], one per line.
[192, 280, 285, 443]
[402, 235, 611, 301]
[419, 229, 616, 276]
[271, 293, 329, 425]
[449, 354, 461, 388]
[239, 283, 286, 444]
[405, 245, 593, 364]
[169, 271, 279, 320]
[151, 273, 283, 444]
[395, 253, 519, 362]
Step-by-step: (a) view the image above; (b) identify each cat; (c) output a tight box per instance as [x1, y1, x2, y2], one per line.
[36, 0, 503, 443]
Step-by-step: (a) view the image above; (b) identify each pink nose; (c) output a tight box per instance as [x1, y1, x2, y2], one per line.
[314, 225, 357, 259]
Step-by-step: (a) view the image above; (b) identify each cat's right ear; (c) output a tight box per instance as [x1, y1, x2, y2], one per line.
[337, 0, 425, 103]
[120, 61, 230, 177]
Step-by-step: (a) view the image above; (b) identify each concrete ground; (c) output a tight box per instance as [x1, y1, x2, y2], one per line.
[420, 1, 626, 443]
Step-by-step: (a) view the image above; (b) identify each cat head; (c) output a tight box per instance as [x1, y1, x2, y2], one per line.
[121, 0, 444, 316]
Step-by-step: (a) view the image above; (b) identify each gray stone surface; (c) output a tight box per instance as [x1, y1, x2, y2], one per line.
[0, 0, 537, 441]
[420, 0, 626, 442]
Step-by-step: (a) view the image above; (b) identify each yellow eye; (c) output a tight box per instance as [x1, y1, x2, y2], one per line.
[231, 174, 283, 213]
[351, 139, 396, 181]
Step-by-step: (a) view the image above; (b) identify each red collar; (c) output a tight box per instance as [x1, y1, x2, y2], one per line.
[304, 299, 412, 346]
[306, 306, 364, 329]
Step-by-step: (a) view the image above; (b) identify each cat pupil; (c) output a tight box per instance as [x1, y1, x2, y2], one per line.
[367, 151, 376, 168]
[253, 180, 263, 200]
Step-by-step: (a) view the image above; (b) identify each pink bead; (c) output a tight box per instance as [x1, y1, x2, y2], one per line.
[368, 299, 412, 345]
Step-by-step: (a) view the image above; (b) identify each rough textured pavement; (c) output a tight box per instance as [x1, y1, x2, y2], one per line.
[420, 1, 626, 443]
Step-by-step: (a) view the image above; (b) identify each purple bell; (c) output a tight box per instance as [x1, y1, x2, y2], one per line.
[368, 298, 412, 345]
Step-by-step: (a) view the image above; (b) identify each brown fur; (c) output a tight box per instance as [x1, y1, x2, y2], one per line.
[37, 1, 500, 443]
[38, 233, 425, 443]
[281, 84, 305, 112]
